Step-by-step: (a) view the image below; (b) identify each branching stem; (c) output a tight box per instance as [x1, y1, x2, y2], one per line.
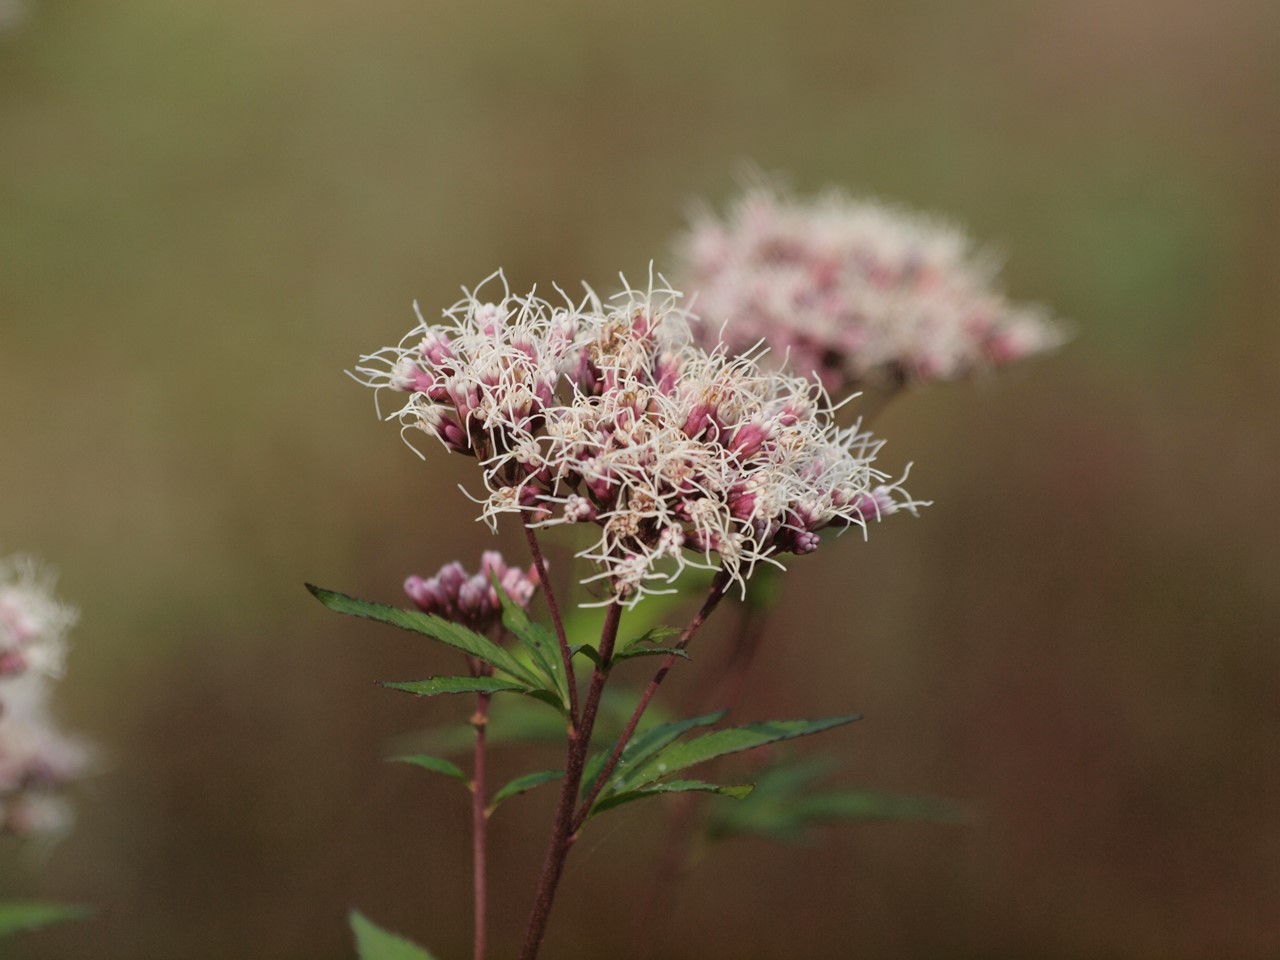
[572, 571, 731, 833]
[517, 601, 623, 960]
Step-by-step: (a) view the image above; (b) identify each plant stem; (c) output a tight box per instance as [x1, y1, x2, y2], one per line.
[572, 571, 731, 833]
[628, 592, 770, 960]
[524, 522, 579, 723]
[518, 601, 623, 960]
[470, 691, 491, 960]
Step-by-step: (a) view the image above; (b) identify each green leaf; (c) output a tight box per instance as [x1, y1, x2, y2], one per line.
[306, 585, 539, 686]
[389, 754, 469, 784]
[523, 688, 570, 713]
[581, 710, 728, 800]
[487, 769, 564, 814]
[350, 910, 437, 960]
[618, 715, 859, 795]
[613, 645, 690, 664]
[0, 902, 92, 938]
[705, 756, 959, 841]
[493, 579, 569, 707]
[620, 626, 682, 651]
[569, 642, 602, 668]
[380, 676, 531, 698]
[591, 779, 753, 815]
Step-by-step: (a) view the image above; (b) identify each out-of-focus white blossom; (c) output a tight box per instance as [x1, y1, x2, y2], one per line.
[356, 270, 922, 605]
[0, 556, 89, 840]
[675, 181, 1067, 396]
[0, 556, 75, 678]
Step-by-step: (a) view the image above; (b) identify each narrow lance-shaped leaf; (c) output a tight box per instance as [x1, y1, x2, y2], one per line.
[591, 779, 754, 816]
[487, 769, 564, 815]
[379, 676, 530, 698]
[582, 710, 728, 800]
[617, 626, 682, 655]
[305, 585, 539, 686]
[613, 645, 690, 664]
[350, 910, 437, 960]
[709, 774, 959, 841]
[614, 715, 860, 796]
[493, 579, 569, 707]
[0, 902, 93, 938]
[389, 754, 469, 785]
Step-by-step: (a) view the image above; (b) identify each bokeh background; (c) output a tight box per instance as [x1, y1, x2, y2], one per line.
[2, 0, 1278, 957]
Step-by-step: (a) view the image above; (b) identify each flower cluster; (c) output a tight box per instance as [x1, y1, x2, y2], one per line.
[674, 181, 1066, 395]
[357, 272, 920, 605]
[0, 556, 89, 839]
[405, 551, 539, 634]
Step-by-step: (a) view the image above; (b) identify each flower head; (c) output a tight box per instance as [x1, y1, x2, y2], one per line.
[675, 180, 1067, 396]
[359, 270, 922, 606]
[0, 556, 89, 840]
[0, 556, 75, 678]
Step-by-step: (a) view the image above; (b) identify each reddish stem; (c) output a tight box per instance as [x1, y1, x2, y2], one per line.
[628, 593, 769, 960]
[517, 602, 623, 960]
[524, 523, 579, 723]
[572, 571, 731, 834]
[471, 692, 491, 960]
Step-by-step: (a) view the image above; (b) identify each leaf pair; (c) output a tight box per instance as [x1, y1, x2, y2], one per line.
[306, 585, 568, 714]
[391, 754, 563, 817]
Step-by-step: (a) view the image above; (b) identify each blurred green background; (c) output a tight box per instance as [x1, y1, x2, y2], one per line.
[2, 0, 1278, 957]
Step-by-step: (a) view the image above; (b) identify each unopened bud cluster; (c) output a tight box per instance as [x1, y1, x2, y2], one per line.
[0, 556, 89, 840]
[404, 551, 539, 634]
[357, 271, 919, 605]
[675, 182, 1066, 395]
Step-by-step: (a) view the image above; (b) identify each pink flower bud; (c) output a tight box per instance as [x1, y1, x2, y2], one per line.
[419, 331, 454, 366]
[727, 421, 771, 459]
[403, 575, 444, 615]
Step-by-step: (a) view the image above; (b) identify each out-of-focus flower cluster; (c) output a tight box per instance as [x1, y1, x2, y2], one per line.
[356, 272, 920, 605]
[675, 182, 1066, 396]
[0, 556, 89, 840]
[405, 551, 539, 634]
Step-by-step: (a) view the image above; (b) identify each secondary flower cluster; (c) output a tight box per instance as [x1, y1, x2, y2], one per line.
[405, 551, 539, 634]
[357, 272, 919, 605]
[675, 182, 1066, 395]
[0, 556, 89, 839]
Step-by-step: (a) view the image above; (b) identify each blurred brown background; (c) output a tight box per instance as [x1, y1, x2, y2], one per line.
[2, 0, 1278, 957]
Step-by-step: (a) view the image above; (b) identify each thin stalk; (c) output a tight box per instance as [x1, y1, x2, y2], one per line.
[572, 571, 731, 833]
[470, 692, 491, 960]
[518, 601, 623, 960]
[628, 593, 769, 960]
[524, 522, 579, 723]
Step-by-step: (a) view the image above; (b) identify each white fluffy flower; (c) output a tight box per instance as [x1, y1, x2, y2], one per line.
[0, 556, 89, 840]
[358, 271, 922, 605]
[675, 180, 1067, 396]
[0, 556, 76, 678]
